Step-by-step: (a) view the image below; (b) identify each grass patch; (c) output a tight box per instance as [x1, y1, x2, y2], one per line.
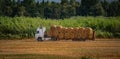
[0, 16, 120, 39]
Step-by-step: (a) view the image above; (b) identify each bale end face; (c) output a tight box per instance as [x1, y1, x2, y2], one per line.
[84, 27, 93, 40]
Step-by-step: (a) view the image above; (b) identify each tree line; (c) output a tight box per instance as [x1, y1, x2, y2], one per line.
[0, 0, 120, 19]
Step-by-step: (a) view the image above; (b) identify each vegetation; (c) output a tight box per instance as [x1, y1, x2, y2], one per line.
[0, 0, 120, 19]
[0, 0, 120, 39]
[0, 16, 120, 39]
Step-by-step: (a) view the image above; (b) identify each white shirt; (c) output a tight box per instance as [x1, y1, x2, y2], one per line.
[35, 27, 46, 40]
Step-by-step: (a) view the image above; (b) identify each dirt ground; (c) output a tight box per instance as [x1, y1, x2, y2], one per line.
[0, 39, 120, 59]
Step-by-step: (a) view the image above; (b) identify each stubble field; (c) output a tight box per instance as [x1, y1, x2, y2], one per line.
[0, 39, 120, 59]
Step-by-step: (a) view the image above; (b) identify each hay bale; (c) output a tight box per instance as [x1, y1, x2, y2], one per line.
[64, 28, 69, 39]
[58, 26, 65, 39]
[70, 28, 74, 39]
[56, 25, 62, 29]
[50, 25, 58, 37]
[57, 25, 63, 33]
[53, 25, 62, 38]
[84, 27, 93, 39]
[78, 27, 85, 39]
[50, 25, 57, 30]
[73, 27, 79, 39]
[66, 28, 74, 39]
[49, 25, 94, 40]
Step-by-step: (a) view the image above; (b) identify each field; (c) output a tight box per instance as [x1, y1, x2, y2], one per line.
[0, 16, 120, 39]
[0, 39, 120, 59]
[0, 16, 120, 59]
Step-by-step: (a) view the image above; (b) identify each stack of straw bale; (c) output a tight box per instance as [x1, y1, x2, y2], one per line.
[47, 25, 94, 40]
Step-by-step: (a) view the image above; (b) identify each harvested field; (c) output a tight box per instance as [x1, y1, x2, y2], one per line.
[0, 39, 120, 59]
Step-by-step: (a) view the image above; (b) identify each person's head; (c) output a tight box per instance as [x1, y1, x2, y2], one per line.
[40, 26, 42, 29]
[39, 24, 42, 29]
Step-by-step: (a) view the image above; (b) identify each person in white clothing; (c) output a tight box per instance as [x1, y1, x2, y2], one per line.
[35, 26, 46, 41]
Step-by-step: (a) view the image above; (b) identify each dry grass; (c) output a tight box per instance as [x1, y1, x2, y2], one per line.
[0, 39, 120, 59]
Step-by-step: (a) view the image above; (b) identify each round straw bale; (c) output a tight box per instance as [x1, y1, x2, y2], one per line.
[58, 26, 65, 39]
[67, 28, 74, 39]
[64, 28, 69, 39]
[58, 26, 63, 32]
[84, 27, 93, 39]
[78, 27, 85, 39]
[50, 25, 57, 30]
[50, 25, 58, 38]
[73, 27, 79, 39]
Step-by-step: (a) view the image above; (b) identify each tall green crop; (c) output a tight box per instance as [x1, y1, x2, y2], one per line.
[0, 16, 120, 39]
